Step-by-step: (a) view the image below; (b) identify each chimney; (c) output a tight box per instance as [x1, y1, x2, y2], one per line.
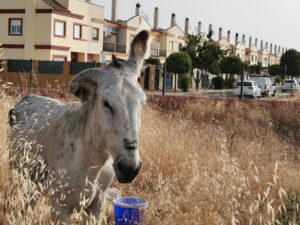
[171, 13, 176, 27]
[197, 22, 202, 35]
[249, 36, 252, 48]
[227, 30, 231, 43]
[185, 18, 189, 36]
[153, 7, 159, 30]
[242, 34, 245, 45]
[282, 46, 284, 53]
[135, 3, 140, 16]
[255, 38, 258, 47]
[111, 0, 118, 21]
[270, 43, 273, 54]
[260, 40, 263, 50]
[235, 33, 239, 46]
[278, 46, 281, 53]
[208, 24, 212, 33]
[266, 42, 268, 51]
[218, 27, 222, 41]
[274, 45, 277, 54]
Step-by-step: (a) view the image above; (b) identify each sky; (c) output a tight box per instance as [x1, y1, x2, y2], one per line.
[94, 0, 300, 51]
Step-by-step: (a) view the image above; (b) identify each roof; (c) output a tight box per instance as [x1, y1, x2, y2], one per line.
[42, 0, 69, 12]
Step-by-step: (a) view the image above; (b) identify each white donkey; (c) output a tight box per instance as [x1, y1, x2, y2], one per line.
[9, 30, 149, 223]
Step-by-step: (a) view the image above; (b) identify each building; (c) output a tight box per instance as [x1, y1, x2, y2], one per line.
[101, 1, 186, 64]
[245, 37, 259, 65]
[0, 0, 104, 62]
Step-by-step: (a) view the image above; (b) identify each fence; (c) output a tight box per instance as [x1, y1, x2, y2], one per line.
[1, 59, 102, 87]
[70, 61, 98, 74]
[1, 59, 160, 91]
[39, 61, 64, 74]
[7, 59, 32, 72]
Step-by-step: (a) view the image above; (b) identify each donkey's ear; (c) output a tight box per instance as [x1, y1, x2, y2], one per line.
[69, 69, 98, 102]
[129, 30, 150, 61]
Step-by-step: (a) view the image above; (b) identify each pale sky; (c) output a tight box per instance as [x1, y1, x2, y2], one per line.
[94, 0, 300, 51]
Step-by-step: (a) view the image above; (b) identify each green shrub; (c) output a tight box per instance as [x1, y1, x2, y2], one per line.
[211, 76, 225, 89]
[179, 75, 191, 92]
[225, 77, 236, 89]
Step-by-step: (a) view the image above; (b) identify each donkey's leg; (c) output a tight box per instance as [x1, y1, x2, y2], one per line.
[85, 158, 115, 222]
[50, 201, 72, 225]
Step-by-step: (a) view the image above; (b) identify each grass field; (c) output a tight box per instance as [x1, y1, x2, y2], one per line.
[0, 87, 300, 224]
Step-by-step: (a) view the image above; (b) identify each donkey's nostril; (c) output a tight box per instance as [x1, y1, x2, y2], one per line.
[117, 162, 123, 172]
[123, 139, 137, 151]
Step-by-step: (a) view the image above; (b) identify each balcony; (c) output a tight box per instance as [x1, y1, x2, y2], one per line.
[103, 42, 126, 54]
[159, 49, 167, 57]
[150, 48, 159, 57]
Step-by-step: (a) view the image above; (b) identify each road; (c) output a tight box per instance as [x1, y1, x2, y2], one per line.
[146, 86, 297, 99]
[199, 86, 287, 98]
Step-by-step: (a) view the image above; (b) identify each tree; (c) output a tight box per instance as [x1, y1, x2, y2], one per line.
[166, 52, 192, 91]
[220, 56, 243, 76]
[181, 34, 202, 90]
[248, 63, 262, 75]
[268, 64, 282, 77]
[280, 49, 300, 78]
[220, 56, 243, 88]
[196, 31, 226, 88]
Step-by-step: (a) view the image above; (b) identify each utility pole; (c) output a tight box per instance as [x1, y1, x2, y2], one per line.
[239, 64, 244, 99]
[162, 62, 166, 95]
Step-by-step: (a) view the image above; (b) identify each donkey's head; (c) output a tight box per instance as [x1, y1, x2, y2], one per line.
[69, 31, 149, 183]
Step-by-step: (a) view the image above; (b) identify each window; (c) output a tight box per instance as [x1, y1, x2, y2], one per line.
[179, 43, 183, 51]
[169, 41, 174, 52]
[251, 55, 254, 62]
[53, 55, 67, 62]
[54, 20, 66, 37]
[74, 24, 82, 39]
[9, 18, 22, 35]
[92, 28, 99, 41]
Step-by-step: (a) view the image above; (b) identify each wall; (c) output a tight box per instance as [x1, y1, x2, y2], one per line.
[0, 0, 104, 62]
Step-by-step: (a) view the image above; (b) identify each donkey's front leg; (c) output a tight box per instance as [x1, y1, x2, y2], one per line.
[51, 205, 72, 225]
[85, 158, 115, 223]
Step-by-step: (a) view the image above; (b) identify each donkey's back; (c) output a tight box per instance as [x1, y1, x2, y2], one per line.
[9, 94, 73, 137]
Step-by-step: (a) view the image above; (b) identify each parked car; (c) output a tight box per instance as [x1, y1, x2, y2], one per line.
[282, 79, 300, 92]
[233, 80, 261, 98]
[249, 76, 276, 97]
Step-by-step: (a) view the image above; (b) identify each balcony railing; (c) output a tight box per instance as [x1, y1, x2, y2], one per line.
[150, 48, 159, 57]
[103, 42, 126, 53]
[159, 49, 167, 57]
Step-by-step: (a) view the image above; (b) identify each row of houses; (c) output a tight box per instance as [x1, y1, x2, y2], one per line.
[0, 0, 288, 68]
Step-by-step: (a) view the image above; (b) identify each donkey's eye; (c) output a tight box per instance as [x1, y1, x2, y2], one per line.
[102, 100, 114, 114]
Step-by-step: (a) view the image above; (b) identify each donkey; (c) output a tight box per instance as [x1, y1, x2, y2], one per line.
[8, 30, 149, 223]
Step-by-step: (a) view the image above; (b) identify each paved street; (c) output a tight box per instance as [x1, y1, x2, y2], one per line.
[147, 86, 295, 99]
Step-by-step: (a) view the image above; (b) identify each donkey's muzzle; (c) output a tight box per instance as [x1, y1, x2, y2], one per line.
[113, 161, 142, 183]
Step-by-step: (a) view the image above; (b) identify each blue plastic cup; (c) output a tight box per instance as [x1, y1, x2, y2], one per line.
[113, 197, 149, 225]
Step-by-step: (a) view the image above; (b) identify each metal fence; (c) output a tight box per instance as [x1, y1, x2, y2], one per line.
[39, 61, 64, 74]
[7, 59, 32, 72]
[150, 48, 159, 57]
[70, 61, 97, 75]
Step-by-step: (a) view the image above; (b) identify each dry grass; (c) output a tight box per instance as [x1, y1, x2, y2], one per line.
[0, 87, 300, 224]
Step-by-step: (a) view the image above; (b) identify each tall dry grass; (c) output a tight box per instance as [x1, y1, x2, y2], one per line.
[0, 89, 300, 224]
